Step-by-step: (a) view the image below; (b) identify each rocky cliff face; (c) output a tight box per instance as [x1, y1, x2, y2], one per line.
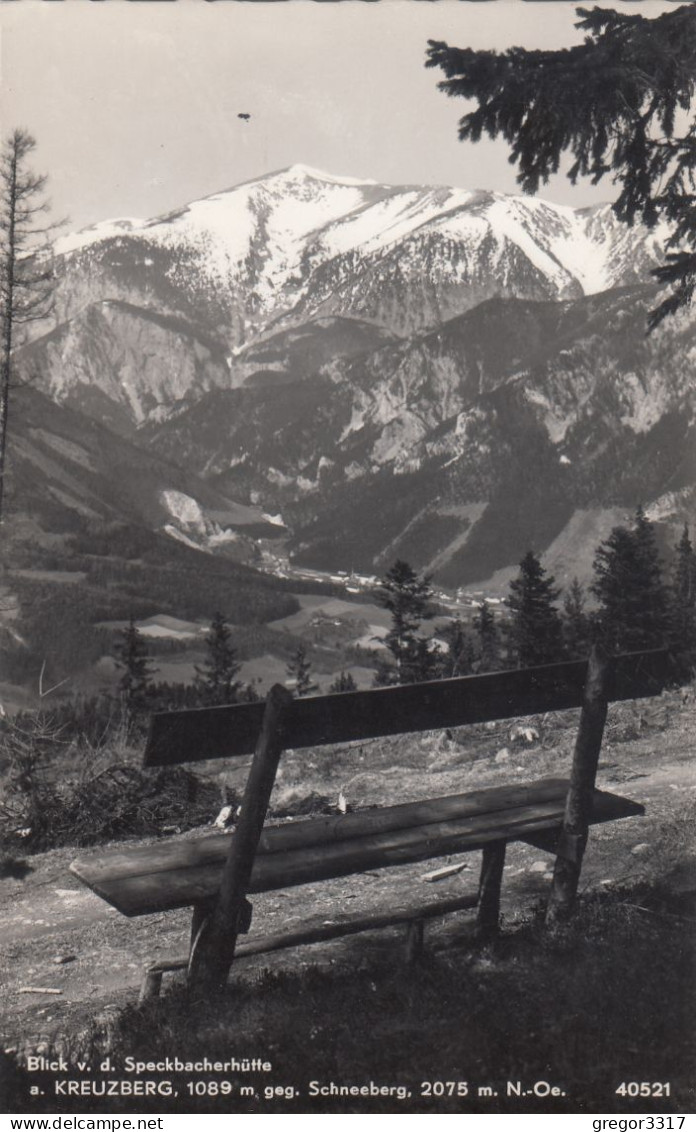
[142, 284, 695, 586]
[18, 300, 231, 433]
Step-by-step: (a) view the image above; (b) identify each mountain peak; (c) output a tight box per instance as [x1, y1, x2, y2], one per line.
[275, 163, 379, 188]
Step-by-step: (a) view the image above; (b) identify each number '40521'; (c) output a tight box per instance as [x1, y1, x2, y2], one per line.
[615, 1082, 671, 1097]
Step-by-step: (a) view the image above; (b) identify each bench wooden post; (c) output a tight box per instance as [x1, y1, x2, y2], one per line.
[188, 683, 292, 994]
[476, 841, 506, 939]
[405, 919, 425, 962]
[546, 645, 611, 924]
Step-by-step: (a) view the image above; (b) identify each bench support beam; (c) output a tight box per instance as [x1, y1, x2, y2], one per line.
[188, 684, 292, 995]
[141, 892, 481, 997]
[547, 646, 610, 924]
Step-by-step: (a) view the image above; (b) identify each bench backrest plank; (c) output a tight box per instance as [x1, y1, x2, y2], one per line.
[144, 648, 670, 767]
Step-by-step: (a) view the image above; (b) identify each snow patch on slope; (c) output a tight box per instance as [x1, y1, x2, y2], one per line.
[56, 218, 146, 256]
[485, 197, 574, 293]
[339, 406, 366, 442]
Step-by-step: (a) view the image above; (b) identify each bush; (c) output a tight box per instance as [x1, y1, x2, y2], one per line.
[0, 714, 224, 852]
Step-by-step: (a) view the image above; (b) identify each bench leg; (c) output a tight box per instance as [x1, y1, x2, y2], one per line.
[476, 841, 506, 940]
[139, 970, 163, 1004]
[405, 919, 424, 962]
[188, 685, 291, 995]
[547, 646, 610, 924]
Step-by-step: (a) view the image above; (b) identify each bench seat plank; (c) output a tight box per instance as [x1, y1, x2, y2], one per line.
[72, 777, 570, 885]
[71, 783, 642, 918]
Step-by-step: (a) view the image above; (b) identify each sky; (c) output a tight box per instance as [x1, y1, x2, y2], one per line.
[0, 0, 676, 233]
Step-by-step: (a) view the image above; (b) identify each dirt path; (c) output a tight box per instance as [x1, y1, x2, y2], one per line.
[1, 697, 694, 1049]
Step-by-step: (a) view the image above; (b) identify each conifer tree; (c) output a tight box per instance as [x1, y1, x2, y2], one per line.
[473, 600, 500, 673]
[372, 653, 398, 687]
[672, 524, 696, 605]
[0, 130, 57, 528]
[286, 644, 313, 697]
[592, 509, 669, 652]
[668, 523, 696, 676]
[194, 612, 241, 706]
[438, 616, 476, 678]
[506, 552, 563, 668]
[114, 619, 156, 715]
[329, 670, 358, 694]
[562, 577, 592, 659]
[591, 525, 636, 653]
[633, 506, 670, 640]
[377, 559, 435, 683]
[426, 5, 696, 328]
[240, 680, 262, 703]
[410, 637, 441, 684]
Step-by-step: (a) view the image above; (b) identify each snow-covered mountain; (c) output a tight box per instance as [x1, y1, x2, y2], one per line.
[15, 164, 694, 591]
[31, 164, 665, 427]
[54, 165, 662, 323]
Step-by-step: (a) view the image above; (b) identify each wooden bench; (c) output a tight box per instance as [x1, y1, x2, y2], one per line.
[70, 647, 670, 1000]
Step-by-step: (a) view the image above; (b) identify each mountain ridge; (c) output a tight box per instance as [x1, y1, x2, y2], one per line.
[13, 164, 694, 595]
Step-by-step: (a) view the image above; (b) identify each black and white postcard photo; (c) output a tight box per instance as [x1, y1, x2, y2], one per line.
[0, 0, 693, 1119]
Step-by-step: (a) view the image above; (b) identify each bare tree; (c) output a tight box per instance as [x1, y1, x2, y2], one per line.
[0, 129, 56, 527]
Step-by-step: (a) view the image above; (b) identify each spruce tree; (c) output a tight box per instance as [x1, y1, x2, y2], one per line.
[591, 525, 636, 653]
[506, 552, 563, 668]
[438, 616, 476, 678]
[114, 619, 156, 715]
[562, 577, 592, 659]
[668, 523, 696, 676]
[473, 600, 500, 673]
[194, 612, 241, 707]
[633, 506, 670, 643]
[426, 5, 696, 328]
[372, 654, 398, 687]
[287, 644, 313, 697]
[592, 509, 669, 652]
[409, 637, 441, 684]
[240, 680, 262, 703]
[377, 559, 435, 683]
[329, 670, 358, 694]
